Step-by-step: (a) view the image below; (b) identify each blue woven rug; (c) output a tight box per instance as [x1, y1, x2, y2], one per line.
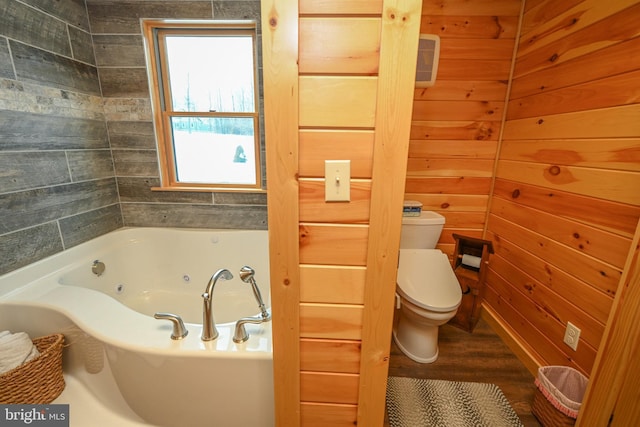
[386, 377, 524, 427]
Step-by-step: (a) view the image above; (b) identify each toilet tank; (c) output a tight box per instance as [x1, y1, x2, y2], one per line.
[400, 211, 445, 249]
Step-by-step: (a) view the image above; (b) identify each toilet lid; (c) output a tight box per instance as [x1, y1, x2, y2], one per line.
[396, 249, 462, 312]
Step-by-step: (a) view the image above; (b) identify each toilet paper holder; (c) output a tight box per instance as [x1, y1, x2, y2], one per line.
[452, 233, 494, 274]
[450, 234, 494, 332]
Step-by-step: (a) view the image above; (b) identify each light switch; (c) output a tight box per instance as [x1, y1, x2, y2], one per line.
[325, 160, 350, 202]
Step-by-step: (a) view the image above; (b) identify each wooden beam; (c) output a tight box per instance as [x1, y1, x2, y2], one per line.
[260, 1, 300, 425]
[577, 218, 640, 426]
[356, 1, 422, 425]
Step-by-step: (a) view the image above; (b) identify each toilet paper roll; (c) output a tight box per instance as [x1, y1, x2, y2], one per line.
[461, 254, 482, 269]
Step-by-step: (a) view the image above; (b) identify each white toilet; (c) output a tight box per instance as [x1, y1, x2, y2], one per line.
[393, 211, 462, 363]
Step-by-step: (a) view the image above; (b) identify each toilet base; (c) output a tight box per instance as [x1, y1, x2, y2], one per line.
[392, 329, 439, 363]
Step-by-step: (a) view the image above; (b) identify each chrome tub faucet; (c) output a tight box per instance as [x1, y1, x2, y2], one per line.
[201, 268, 233, 341]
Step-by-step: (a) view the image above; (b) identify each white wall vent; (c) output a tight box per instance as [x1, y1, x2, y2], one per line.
[415, 34, 440, 87]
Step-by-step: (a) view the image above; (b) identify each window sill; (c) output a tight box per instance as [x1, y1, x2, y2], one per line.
[151, 186, 267, 193]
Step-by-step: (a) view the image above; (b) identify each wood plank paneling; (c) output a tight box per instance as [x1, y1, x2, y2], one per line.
[516, 3, 640, 78]
[299, 130, 374, 179]
[517, 0, 639, 58]
[415, 81, 509, 101]
[511, 36, 640, 99]
[489, 214, 621, 296]
[487, 255, 605, 349]
[496, 159, 640, 205]
[299, 0, 383, 15]
[299, 18, 381, 74]
[301, 372, 360, 404]
[299, 224, 368, 266]
[503, 104, 640, 140]
[300, 402, 358, 427]
[299, 76, 378, 128]
[300, 264, 366, 305]
[492, 178, 640, 237]
[419, 15, 519, 39]
[405, 193, 490, 212]
[508, 70, 640, 120]
[407, 158, 494, 177]
[499, 139, 640, 172]
[412, 100, 504, 121]
[491, 197, 631, 269]
[409, 139, 498, 159]
[411, 120, 501, 141]
[422, 0, 522, 16]
[486, 0, 640, 382]
[300, 303, 364, 340]
[299, 179, 371, 224]
[487, 230, 613, 324]
[301, 338, 362, 373]
[405, 177, 492, 194]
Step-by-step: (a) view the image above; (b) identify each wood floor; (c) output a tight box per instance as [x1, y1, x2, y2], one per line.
[385, 316, 542, 426]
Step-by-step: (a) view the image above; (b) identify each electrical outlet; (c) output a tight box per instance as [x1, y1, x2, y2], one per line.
[563, 322, 581, 351]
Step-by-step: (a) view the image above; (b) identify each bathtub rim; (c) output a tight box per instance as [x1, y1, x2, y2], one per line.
[0, 227, 272, 358]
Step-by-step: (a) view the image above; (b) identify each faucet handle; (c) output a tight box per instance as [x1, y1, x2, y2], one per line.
[154, 312, 189, 340]
[233, 313, 272, 343]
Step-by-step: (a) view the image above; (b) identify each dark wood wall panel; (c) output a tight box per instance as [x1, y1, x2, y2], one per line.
[0, 0, 118, 277]
[0, 152, 70, 193]
[21, 0, 91, 31]
[0, 110, 108, 150]
[0, 178, 119, 235]
[59, 204, 123, 248]
[120, 203, 267, 229]
[0, 223, 64, 274]
[11, 41, 101, 94]
[0, 0, 71, 56]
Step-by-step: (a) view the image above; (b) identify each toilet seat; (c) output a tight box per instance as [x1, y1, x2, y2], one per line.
[397, 249, 461, 313]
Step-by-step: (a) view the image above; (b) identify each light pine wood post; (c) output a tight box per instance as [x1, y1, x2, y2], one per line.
[261, 1, 300, 426]
[357, 1, 422, 425]
[577, 218, 640, 426]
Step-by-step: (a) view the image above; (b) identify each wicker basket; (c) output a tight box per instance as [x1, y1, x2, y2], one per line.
[0, 333, 65, 404]
[532, 387, 576, 427]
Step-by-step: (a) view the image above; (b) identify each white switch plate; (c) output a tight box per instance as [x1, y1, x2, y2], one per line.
[325, 160, 350, 202]
[563, 321, 581, 351]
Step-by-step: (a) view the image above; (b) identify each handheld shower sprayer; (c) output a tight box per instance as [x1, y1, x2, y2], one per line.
[239, 265, 269, 320]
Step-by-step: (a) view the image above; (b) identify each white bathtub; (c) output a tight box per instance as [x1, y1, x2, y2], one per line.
[0, 227, 274, 427]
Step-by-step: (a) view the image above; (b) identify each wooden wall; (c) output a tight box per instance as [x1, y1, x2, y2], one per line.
[263, 0, 421, 425]
[405, 0, 523, 257]
[485, 0, 640, 376]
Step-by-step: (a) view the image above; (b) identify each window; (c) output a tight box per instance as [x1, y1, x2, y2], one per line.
[142, 20, 262, 190]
